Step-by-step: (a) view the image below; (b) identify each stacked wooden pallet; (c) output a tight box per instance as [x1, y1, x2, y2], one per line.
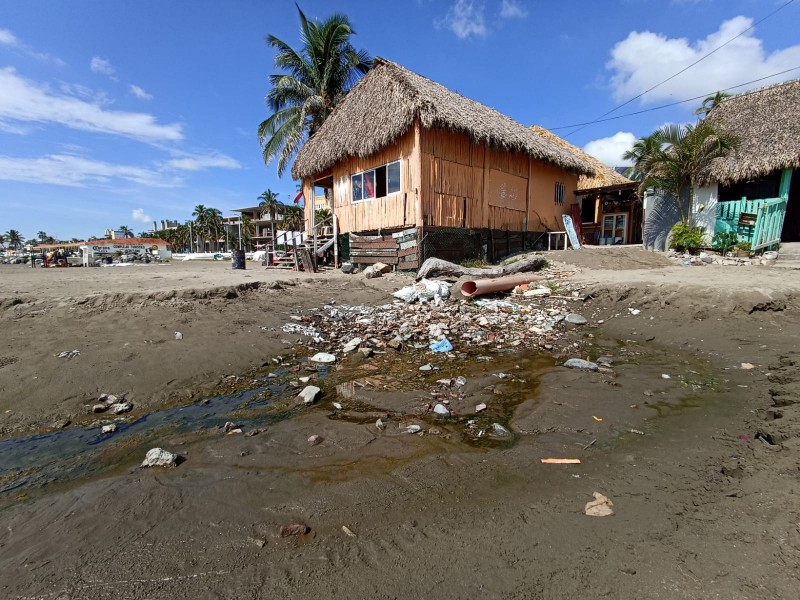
[349, 227, 419, 270]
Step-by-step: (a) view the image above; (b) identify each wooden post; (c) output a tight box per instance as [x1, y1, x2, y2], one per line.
[333, 212, 339, 267]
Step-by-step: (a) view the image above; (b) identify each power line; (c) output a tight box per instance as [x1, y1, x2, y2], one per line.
[563, 0, 796, 137]
[546, 66, 800, 131]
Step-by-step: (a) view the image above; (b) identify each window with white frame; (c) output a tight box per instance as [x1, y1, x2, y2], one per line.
[352, 160, 401, 202]
[554, 181, 565, 206]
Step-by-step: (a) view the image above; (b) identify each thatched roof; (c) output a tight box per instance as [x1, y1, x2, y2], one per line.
[529, 125, 634, 191]
[292, 58, 595, 180]
[701, 78, 800, 185]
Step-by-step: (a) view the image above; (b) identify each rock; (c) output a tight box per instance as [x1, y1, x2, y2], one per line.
[278, 523, 309, 537]
[565, 313, 588, 325]
[387, 337, 403, 350]
[523, 287, 551, 297]
[342, 337, 362, 353]
[92, 403, 108, 413]
[141, 448, 179, 468]
[475, 403, 487, 412]
[223, 421, 239, 433]
[340, 262, 354, 274]
[404, 424, 422, 434]
[174, 331, 183, 340]
[661, 373, 671, 379]
[564, 358, 599, 371]
[101, 424, 117, 434]
[53, 419, 71, 429]
[332, 402, 343, 410]
[419, 363, 433, 371]
[433, 403, 450, 415]
[310, 352, 336, 364]
[363, 265, 384, 279]
[109, 402, 132, 414]
[307, 434, 323, 446]
[357, 347, 373, 358]
[492, 423, 511, 436]
[298, 386, 321, 405]
[373, 262, 392, 274]
[596, 356, 614, 367]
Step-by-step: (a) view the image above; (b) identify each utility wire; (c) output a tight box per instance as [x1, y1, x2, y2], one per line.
[547, 66, 800, 130]
[563, 0, 796, 137]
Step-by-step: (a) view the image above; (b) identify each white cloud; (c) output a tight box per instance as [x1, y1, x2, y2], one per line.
[129, 84, 153, 100]
[500, 0, 527, 19]
[166, 153, 241, 171]
[0, 153, 182, 188]
[440, 0, 487, 39]
[0, 28, 19, 46]
[0, 68, 182, 142]
[131, 208, 153, 223]
[583, 132, 637, 167]
[607, 16, 800, 104]
[90, 56, 115, 76]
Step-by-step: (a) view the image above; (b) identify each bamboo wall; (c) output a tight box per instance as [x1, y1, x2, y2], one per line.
[304, 122, 579, 235]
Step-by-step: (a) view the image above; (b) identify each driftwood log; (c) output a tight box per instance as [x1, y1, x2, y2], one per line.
[416, 256, 547, 280]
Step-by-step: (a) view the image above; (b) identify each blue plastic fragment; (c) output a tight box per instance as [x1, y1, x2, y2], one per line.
[430, 338, 453, 353]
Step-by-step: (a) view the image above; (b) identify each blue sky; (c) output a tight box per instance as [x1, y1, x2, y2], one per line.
[2, 0, 799, 241]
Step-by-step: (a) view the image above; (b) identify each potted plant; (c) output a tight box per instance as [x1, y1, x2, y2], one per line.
[735, 240, 752, 257]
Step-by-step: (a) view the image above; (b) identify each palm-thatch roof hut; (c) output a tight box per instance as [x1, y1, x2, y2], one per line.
[293, 58, 593, 181]
[701, 78, 800, 186]
[529, 126, 640, 245]
[293, 58, 598, 267]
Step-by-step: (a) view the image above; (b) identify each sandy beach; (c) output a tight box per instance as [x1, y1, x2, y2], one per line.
[1, 249, 799, 599]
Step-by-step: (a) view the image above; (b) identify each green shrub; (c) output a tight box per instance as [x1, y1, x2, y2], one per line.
[669, 223, 705, 254]
[460, 258, 490, 268]
[736, 240, 752, 253]
[711, 231, 738, 254]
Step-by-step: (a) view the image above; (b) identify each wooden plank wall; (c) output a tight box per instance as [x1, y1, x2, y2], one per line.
[420, 128, 577, 232]
[349, 227, 419, 270]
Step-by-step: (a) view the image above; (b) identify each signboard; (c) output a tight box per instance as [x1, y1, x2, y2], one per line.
[562, 215, 581, 249]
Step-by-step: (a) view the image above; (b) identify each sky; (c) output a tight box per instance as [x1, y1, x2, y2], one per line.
[1, 0, 799, 242]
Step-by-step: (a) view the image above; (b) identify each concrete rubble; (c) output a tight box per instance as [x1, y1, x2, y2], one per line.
[140, 447, 179, 468]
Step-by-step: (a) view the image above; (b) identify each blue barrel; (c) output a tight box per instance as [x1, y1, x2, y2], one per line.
[231, 249, 246, 270]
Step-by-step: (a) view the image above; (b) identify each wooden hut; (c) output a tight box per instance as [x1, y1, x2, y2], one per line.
[292, 58, 595, 268]
[530, 126, 640, 245]
[694, 78, 800, 248]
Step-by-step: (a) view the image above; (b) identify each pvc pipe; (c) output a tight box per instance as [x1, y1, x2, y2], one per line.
[460, 273, 544, 298]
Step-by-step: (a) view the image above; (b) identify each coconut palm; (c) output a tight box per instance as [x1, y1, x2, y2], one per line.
[694, 91, 732, 118]
[640, 121, 739, 223]
[37, 231, 48, 244]
[623, 132, 664, 184]
[257, 6, 371, 176]
[5, 229, 24, 250]
[258, 189, 281, 247]
[118, 225, 134, 238]
[280, 205, 305, 232]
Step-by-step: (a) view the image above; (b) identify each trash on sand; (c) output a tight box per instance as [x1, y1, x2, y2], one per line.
[55, 350, 81, 359]
[310, 352, 336, 364]
[661, 373, 671, 379]
[223, 421, 239, 433]
[278, 523, 309, 537]
[392, 279, 451, 305]
[430, 338, 453, 353]
[592, 415, 603, 422]
[628, 308, 641, 316]
[630, 429, 645, 435]
[101, 424, 117, 434]
[419, 363, 433, 371]
[141, 448, 179, 468]
[174, 332, 183, 340]
[584, 492, 614, 517]
[282, 323, 322, 341]
[298, 386, 321, 405]
[492, 423, 511, 436]
[460, 274, 544, 298]
[455, 376, 467, 387]
[307, 434, 323, 446]
[565, 313, 588, 325]
[332, 402, 343, 410]
[433, 403, 450, 415]
[475, 403, 487, 413]
[342, 525, 357, 538]
[376, 418, 385, 430]
[109, 402, 132, 415]
[541, 458, 581, 464]
[472, 298, 517, 312]
[564, 358, 599, 371]
[404, 424, 422, 434]
[740, 362, 755, 370]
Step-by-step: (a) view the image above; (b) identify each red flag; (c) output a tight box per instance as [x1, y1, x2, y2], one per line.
[294, 191, 303, 204]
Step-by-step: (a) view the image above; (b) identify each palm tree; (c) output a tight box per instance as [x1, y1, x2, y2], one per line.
[239, 215, 256, 250]
[281, 205, 305, 232]
[258, 189, 281, 247]
[37, 231, 48, 244]
[118, 225, 134, 238]
[694, 91, 732, 118]
[0, 233, 7, 249]
[640, 121, 739, 223]
[5, 229, 24, 250]
[257, 6, 371, 176]
[191, 204, 209, 252]
[623, 132, 664, 183]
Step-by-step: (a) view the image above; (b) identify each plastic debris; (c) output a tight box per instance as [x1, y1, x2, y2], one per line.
[310, 352, 336, 364]
[282, 323, 322, 341]
[492, 423, 511, 436]
[392, 279, 451, 305]
[332, 402, 343, 410]
[404, 424, 422, 434]
[584, 492, 614, 517]
[541, 458, 581, 464]
[376, 418, 385, 430]
[592, 416, 603, 422]
[174, 332, 183, 340]
[55, 350, 80, 359]
[101, 424, 117, 434]
[342, 525, 357, 538]
[430, 338, 453, 353]
[564, 358, 599, 371]
[433, 403, 450, 415]
[298, 386, 321, 405]
[455, 376, 467, 387]
[475, 403, 487, 412]
[661, 373, 671, 379]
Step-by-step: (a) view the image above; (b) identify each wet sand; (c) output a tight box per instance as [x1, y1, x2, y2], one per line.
[1, 250, 799, 599]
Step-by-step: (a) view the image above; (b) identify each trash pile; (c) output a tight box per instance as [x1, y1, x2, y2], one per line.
[279, 276, 589, 359]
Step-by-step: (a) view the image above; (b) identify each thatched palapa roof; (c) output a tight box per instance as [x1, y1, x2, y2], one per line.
[292, 58, 595, 180]
[701, 78, 800, 185]
[529, 125, 634, 191]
